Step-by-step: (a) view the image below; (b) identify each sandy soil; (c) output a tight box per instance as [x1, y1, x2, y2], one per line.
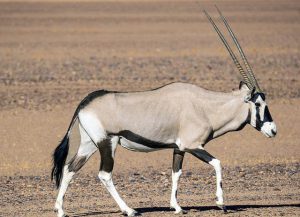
[0, 0, 299, 216]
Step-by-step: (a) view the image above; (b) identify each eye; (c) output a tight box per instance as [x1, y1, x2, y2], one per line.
[255, 102, 261, 107]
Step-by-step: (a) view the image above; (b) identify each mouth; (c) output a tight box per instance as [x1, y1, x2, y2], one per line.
[263, 131, 271, 138]
[262, 130, 276, 138]
[261, 122, 277, 138]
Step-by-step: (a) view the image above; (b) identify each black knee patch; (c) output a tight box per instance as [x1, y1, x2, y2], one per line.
[68, 155, 87, 172]
[99, 139, 114, 173]
[190, 149, 215, 164]
[172, 149, 185, 173]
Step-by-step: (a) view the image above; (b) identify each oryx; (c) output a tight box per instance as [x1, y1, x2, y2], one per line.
[52, 7, 277, 217]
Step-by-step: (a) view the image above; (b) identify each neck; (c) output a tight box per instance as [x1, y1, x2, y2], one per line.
[204, 90, 250, 139]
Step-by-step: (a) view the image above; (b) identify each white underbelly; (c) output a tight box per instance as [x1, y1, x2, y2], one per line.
[120, 137, 158, 152]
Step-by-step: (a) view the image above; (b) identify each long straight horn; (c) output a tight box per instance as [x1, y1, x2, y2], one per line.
[215, 6, 262, 92]
[203, 10, 253, 90]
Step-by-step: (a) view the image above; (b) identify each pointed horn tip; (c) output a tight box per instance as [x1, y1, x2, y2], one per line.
[203, 6, 256, 91]
[203, 10, 211, 20]
[215, 5, 224, 17]
[215, 5, 226, 21]
[214, 4, 260, 91]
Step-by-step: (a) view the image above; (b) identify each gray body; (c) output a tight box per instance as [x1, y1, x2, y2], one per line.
[51, 8, 277, 217]
[83, 82, 249, 151]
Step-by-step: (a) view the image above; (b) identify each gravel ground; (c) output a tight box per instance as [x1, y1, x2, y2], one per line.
[1, 163, 299, 217]
[0, 1, 299, 216]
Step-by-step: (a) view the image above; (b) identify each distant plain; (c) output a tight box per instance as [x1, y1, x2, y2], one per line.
[0, 1, 299, 216]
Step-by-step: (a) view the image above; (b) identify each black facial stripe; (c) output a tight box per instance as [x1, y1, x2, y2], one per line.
[255, 106, 262, 130]
[264, 106, 273, 122]
[108, 130, 177, 149]
[255, 105, 273, 131]
[251, 92, 273, 131]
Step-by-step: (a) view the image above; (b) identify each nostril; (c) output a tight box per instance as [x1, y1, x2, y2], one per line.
[271, 129, 277, 135]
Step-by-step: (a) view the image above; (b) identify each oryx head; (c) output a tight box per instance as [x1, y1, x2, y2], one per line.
[205, 6, 277, 138]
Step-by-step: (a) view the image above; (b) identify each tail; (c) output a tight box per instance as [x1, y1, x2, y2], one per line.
[51, 110, 78, 188]
[51, 89, 111, 188]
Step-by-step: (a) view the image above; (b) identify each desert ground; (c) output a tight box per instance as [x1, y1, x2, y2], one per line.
[0, 0, 299, 216]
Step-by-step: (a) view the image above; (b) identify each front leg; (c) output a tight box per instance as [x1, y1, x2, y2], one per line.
[189, 148, 227, 213]
[170, 149, 187, 214]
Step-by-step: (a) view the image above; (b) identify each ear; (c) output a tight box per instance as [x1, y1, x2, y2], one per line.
[239, 81, 249, 90]
[244, 87, 256, 102]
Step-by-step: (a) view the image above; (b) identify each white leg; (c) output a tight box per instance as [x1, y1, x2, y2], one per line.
[170, 169, 183, 214]
[54, 124, 97, 217]
[54, 166, 75, 217]
[98, 171, 137, 216]
[190, 149, 226, 212]
[98, 137, 137, 216]
[209, 159, 224, 206]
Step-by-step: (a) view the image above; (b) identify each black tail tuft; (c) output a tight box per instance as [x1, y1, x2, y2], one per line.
[50, 89, 110, 188]
[51, 134, 70, 188]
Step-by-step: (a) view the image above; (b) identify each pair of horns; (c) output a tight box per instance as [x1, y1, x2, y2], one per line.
[204, 6, 262, 93]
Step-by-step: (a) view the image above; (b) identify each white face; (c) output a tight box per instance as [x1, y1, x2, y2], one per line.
[249, 93, 277, 138]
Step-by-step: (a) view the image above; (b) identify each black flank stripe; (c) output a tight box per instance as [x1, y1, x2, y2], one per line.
[109, 130, 177, 149]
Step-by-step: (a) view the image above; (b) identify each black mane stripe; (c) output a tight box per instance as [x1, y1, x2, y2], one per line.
[77, 83, 178, 111]
[78, 89, 113, 111]
[108, 130, 178, 149]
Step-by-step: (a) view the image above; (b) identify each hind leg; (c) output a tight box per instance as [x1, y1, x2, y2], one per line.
[54, 124, 97, 217]
[98, 137, 137, 216]
[78, 111, 136, 216]
[170, 149, 186, 214]
[190, 148, 227, 213]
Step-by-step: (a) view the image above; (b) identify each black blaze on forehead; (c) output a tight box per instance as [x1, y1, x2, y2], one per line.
[251, 92, 266, 102]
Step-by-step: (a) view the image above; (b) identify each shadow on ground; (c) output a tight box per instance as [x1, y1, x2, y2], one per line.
[72, 203, 300, 216]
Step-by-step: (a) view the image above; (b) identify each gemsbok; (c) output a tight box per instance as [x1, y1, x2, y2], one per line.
[52, 7, 277, 217]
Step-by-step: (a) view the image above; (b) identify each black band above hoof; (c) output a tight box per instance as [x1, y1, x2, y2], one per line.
[217, 205, 228, 213]
[180, 210, 188, 214]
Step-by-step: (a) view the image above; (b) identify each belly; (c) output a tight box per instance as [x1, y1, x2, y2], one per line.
[120, 138, 158, 152]
[109, 130, 178, 152]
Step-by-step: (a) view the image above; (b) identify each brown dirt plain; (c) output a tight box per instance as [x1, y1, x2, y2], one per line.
[0, 0, 299, 216]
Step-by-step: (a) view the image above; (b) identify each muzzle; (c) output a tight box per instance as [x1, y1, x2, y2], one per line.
[261, 121, 277, 138]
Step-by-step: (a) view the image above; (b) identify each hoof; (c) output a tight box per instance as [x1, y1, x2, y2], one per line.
[217, 205, 228, 213]
[122, 209, 139, 216]
[172, 207, 187, 215]
[56, 213, 67, 217]
[129, 210, 140, 216]
[176, 210, 187, 215]
[54, 209, 67, 217]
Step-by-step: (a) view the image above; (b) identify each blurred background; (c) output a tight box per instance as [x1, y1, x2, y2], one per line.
[0, 0, 299, 216]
